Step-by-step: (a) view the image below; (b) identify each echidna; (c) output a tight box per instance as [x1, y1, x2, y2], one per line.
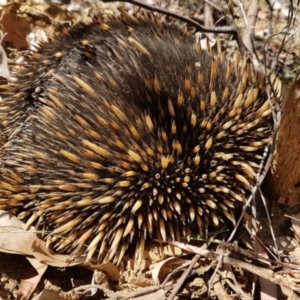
[0, 10, 274, 264]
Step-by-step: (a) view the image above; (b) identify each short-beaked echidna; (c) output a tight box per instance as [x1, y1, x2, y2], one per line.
[0, 11, 274, 264]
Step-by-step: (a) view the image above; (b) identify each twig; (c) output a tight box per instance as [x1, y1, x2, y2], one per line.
[69, 284, 162, 298]
[102, 0, 238, 35]
[259, 188, 280, 259]
[238, 0, 258, 54]
[203, 2, 214, 40]
[167, 254, 201, 300]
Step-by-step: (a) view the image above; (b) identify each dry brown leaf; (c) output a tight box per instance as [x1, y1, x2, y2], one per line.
[0, 210, 122, 297]
[37, 289, 61, 300]
[17, 258, 48, 300]
[1, 13, 31, 49]
[88, 262, 120, 282]
[0, 211, 119, 270]
[151, 257, 187, 283]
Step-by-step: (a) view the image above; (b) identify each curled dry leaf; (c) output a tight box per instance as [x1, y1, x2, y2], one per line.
[90, 262, 120, 282]
[0, 210, 121, 298]
[0, 210, 121, 273]
[17, 258, 48, 300]
[151, 257, 188, 283]
[0, 211, 49, 299]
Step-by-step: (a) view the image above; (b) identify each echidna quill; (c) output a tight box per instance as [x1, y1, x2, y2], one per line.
[0, 10, 274, 264]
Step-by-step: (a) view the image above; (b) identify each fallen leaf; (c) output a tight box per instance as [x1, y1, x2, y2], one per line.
[90, 262, 120, 282]
[17, 258, 48, 300]
[1, 13, 31, 49]
[151, 257, 187, 283]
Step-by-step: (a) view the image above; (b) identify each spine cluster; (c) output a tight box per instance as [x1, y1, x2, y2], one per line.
[0, 11, 275, 264]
